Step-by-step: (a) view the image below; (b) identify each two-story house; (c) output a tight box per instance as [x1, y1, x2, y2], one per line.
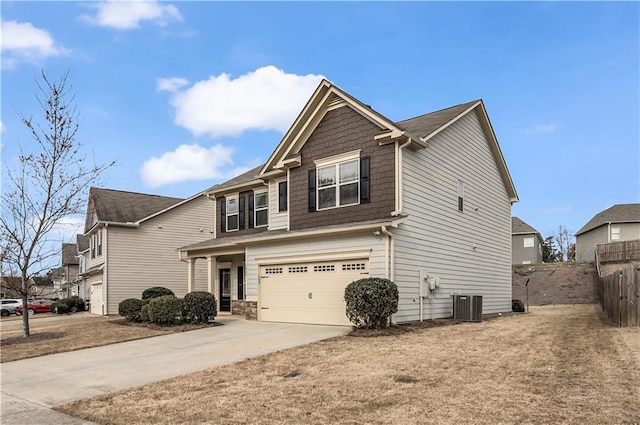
[575, 204, 640, 262]
[511, 217, 544, 264]
[81, 187, 215, 315]
[179, 80, 518, 326]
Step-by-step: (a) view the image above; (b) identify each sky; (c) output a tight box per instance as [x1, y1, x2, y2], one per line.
[1, 1, 639, 248]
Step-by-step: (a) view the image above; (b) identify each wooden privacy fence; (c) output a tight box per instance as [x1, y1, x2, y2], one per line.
[597, 263, 640, 327]
[596, 239, 640, 263]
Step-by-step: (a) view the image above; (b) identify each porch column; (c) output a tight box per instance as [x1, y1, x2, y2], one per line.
[186, 258, 196, 293]
[207, 256, 217, 295]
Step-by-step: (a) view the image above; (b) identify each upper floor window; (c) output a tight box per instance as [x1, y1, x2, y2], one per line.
[308, 151, 369, 212]
[278, 181, 288, 212]
[90, 230, 102, 259]
[457, 180, 464, 212]
[523, 236, 534, 248]
[254, 192, 268, 227]
[226, 197, 239, 231]
[97, 230, 102, 256]
[611, 227, 620, 240]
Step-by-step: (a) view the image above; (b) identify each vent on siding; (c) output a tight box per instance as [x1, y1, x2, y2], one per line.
[452, 295, 483, 322]
[328, 94, 343, 107]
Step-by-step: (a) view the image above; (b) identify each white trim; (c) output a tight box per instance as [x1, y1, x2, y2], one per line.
[226, 196, 240, 232]
[256, 249, 371, 265]
[314, 149, 361, 168]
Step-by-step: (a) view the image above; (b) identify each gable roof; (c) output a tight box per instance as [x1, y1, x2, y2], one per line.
[512, 217, 543, 242]
[256, 80, 518, 203]
[86, 188, 183, 230]
[62, 243, 78, 266]
[576, 204, 640, 236]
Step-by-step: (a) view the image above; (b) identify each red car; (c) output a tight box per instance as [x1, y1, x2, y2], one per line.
[16, 299, 53, 315]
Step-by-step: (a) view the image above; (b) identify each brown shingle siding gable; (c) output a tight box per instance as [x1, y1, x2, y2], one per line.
[289, 106, 395, 230]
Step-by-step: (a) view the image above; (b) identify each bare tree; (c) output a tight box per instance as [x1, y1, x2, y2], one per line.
[0, 70, 115, 337]
[552, 225, 575, 262]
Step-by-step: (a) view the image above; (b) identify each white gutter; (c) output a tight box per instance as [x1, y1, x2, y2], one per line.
[392, 138, 413, 216]
[380, 226, 394, 281]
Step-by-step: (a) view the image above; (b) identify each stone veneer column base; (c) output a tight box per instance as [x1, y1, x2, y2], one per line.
[231, 300, 258, 320]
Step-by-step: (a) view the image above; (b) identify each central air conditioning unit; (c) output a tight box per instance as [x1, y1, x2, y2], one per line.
[452, 295, 483, 322]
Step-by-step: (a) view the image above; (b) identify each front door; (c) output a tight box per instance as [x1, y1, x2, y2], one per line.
[219, 268, 231, 312]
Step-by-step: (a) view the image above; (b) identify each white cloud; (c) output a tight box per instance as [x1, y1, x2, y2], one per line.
[156, 77, 189, 93]
[81, 0, 182, 30]
[1, 20, 68, 67]
[141, 143, 235, 187]
[159, 66, 325, 138]
[0, 121, 5, 132]
[51, 215, 84, 241]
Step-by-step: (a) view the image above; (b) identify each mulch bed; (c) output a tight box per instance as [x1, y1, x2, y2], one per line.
[111, 319, 223, 332]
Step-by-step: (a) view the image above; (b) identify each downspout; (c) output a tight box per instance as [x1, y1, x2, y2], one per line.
[607, 222, 611, 243]
[380, 226, 394, 281]
[392, 138, 413, 216]
[103, 224, 108, 316]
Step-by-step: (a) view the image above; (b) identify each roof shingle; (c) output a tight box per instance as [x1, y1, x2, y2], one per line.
[397, 100, 479, 139]
[89, 188, 183, 225]
[576, 204, 640, 236]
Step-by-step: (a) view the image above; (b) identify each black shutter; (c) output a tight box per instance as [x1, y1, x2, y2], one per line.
[238, 193, 245, 230]
[278, 181, 288, 212]
[360, 156, 370, 204]
[248, 190, 255, 228]
[237, 266, 244, 300]
[220, 196, 226, 233]
[308, 169, 316, 212]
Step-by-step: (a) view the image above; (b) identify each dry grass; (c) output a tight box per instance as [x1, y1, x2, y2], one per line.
[0, 314, 219, 363]
[56, 304, 640, 425]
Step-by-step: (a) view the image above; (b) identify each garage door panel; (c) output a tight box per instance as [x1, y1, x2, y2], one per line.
[259, 259, 369, 326]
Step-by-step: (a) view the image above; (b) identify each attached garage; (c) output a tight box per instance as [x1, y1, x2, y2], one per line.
[259, 259, 369, 326]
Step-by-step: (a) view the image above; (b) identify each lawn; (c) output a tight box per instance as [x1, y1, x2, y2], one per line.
[55, 304, 640, 425]
[0, 314, 218, 363]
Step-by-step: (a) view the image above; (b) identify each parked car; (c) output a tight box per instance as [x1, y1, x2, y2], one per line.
[16, 299, 53, 315]
[1, 305, 16, 316]
[1, 299, 23, 310]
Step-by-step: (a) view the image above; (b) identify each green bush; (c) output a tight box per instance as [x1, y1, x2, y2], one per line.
[118, 298, 144, 321]
[140, 304, 149, 322]
[52, 303, 68, 314]
[183, 292, 217, 324]
[63, 296, 86, 312]
[142, 286, 175, 300]
[146, 295, 183, 325]
[344, 277, 398, 328]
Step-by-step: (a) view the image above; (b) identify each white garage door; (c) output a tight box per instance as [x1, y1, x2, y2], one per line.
[259, 259, 369, 326]
[90, 283, 103, 315]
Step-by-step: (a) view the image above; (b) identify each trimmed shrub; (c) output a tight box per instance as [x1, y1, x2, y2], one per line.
[52, 303, 68, 314]
[118, 298, 144, 321]
[183, 292, 217, 324]
[142, 286, 175, 300]
[344, 277, 399, 328]
[140, 304, 150, 322]
[63, 296, 86, 312]
[146, 295, 183, 325]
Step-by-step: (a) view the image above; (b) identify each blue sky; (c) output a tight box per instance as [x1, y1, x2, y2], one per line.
[1, 1, 639, 243]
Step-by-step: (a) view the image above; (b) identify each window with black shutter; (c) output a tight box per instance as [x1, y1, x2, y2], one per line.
[278, 181, 288, 212]
[308, 169, 316, 212]
[238, 193, 246, 230]
[360, 156, 370, 204]
[220, 196, 226, 232]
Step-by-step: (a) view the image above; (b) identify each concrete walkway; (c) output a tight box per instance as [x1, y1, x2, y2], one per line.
[1, 317, 350, 424]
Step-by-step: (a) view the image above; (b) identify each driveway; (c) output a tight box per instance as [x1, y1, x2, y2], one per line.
[0, 317, 350, 424]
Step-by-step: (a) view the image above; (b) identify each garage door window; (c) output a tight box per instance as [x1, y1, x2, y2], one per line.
[314, 265, 335, 272]
[265, 267, 283, 274]
[342, 263, 366, 271]
[288, 266, 308, 273]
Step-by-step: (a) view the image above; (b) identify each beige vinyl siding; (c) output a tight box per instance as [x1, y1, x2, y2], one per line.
[268, 177, 288, 231]
[245, 232, 386, 302]
[617, 223, 640, 242]
[105, 195, 214, 315]
[394, 110, 512, 322]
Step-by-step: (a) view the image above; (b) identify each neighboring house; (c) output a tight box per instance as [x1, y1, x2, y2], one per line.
[511, 217, 544, 264]
[179, 80, 518, 326]
[81, 187, 215, 315]
[1, 276, 56, 299]
[575, 204, 640, 263]
[75, 235, 90, 301]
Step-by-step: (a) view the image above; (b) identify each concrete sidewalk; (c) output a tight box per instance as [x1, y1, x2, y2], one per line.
[0, 317, 350, 424]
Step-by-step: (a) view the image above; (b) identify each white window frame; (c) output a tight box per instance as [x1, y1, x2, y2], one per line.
[226, 196, 239, 232]
[611, 227, 620, 240]
[254, 191, 269, 227]
[314, 151, 361, 211]
[523, 236, 535, 248]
